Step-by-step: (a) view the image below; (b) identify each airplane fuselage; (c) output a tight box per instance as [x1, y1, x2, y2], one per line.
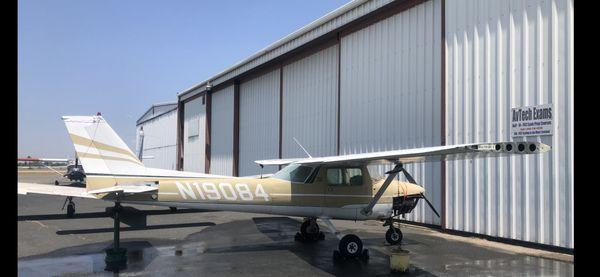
[89, 164, 426, 221]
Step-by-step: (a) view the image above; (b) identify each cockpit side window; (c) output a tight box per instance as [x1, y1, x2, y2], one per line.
[326, 168, 344, 185]
[326, 167, 363, 186]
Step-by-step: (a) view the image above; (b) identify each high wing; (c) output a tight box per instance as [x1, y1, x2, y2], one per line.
[255, 141, 551, 167]
[18, 182, 96, 199]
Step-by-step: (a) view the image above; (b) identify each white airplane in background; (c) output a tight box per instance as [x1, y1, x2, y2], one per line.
[18, 115, 551, 261]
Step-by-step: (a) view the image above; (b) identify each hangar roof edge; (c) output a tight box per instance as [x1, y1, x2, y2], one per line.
[177, 0, 395, 100]
[136, 102, 178, 126]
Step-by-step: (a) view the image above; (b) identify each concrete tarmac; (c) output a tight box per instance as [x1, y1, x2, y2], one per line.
[18, 169, 574, 276]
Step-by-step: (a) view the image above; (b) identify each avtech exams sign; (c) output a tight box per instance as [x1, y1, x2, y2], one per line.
[511, 104, 553, 137]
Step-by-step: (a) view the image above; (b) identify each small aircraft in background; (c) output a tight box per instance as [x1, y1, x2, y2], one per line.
[18, 115, 550, 261]
[64, 158, 85, 183]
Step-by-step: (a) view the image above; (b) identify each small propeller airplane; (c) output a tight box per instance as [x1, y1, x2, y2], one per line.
[18, 115, 551, 260]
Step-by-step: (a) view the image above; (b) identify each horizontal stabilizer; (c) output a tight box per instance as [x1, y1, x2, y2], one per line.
[18, 183, 96, 199]
[87, 185, 158, 195]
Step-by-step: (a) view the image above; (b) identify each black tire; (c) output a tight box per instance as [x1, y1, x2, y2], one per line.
[339, 234, 363, 258]
[386, 227, 403, 245]
[169, 207, 178, 213]
[66, 203, 75, 218]
[300, 220, 320, 240]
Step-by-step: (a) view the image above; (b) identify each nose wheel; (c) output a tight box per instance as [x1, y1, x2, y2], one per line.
[383, 218, 403, 245]
[386, 227, 403, 245]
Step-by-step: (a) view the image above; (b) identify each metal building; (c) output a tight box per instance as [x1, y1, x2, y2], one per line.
[135, 102, 178, 170]
[174, 0, 574, 250]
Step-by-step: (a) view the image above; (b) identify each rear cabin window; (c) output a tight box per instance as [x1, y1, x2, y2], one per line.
[326, 168, 363, 186]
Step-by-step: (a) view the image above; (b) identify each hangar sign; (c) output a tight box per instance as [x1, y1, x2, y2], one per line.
[511, 104, 553, 137]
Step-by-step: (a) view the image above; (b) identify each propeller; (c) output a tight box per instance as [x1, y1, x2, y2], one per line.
[419, 193, 440, 218]
[399, 166, 440, 218]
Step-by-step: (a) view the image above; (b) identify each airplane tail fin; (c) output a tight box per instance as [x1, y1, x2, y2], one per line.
[62, 115, 146, 190]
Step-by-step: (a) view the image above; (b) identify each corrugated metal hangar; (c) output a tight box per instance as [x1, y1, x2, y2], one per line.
[135, 102, 178, 170]
[139, 0, 573, 250]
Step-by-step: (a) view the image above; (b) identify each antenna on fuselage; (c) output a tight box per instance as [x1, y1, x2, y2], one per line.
[293, 137, 312, 158]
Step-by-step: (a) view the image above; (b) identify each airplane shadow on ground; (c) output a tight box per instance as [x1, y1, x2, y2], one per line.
[18, 208, 213, 221]
[201, 217, 436, 277]
[56, 222, 216, 235]
[19, 240, 165, 275]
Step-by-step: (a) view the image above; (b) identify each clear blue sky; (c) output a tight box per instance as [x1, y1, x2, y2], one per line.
[18, 0, 349, 158]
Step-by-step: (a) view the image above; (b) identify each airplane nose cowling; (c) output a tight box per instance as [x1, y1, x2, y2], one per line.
[413, 184, 425, 194]
[396, 181, 425, 195]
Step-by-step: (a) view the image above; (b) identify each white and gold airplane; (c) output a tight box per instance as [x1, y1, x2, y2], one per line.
[18, 115, 550, 259]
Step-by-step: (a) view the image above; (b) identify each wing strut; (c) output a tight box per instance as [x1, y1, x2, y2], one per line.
[360, 163, 403, 216]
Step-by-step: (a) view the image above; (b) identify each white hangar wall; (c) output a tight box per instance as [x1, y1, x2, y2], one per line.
[183, 95, 206, 173]
[339, 0, 442, 226]
[238, 70, 281, 176]
[135, 109, 177, 170]
[282, 44, 339, 159]
[210, 85, 235, 176]
[173, 0, 574, 250]
[444, 0, 574, 248]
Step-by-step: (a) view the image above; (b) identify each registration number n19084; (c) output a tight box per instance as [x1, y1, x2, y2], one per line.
[174, 181, 270, 201]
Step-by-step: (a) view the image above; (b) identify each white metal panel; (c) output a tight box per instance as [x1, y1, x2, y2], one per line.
[239, 70, 280, 176]
[210, 85, 234, 176]
[178, 0, 400, 101]
[445, 0, 573, 249]
[340, 0, 442, 225]
[282, 45, 338, 159]
[183, 95, 206, 173]
[140, 146, 177, 170]
[135, 109, 178, 170]
[210, 0, 395, 88]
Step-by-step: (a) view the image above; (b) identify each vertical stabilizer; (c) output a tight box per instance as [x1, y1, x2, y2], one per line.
[62, 115, 146, 178]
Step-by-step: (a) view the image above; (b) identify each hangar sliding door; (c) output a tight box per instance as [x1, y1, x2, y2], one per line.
[444, 0, 573, 248]
[339, 0, 442, 225]
[282, 45, 338, 159]
[238, 70, 280, 176]
[182, 95, 206, 173]
[210, 85, 234, 176]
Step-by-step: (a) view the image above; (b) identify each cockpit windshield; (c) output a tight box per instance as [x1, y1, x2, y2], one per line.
[271, 164, 317, 183]
[366, 165, 384, 181]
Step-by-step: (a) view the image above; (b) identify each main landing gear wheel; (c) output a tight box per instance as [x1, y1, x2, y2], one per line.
[66, 201, 75, 218]
[339, 234, 362, 257]
[295, 219, 325, 242]
[386, 227, 403, 245]
[63, 196, 75, 218]
[333, 234, 369, 262]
